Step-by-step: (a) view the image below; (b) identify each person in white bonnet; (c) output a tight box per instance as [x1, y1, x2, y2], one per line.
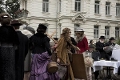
[74, 27, 89, 54]
[74, 27, 92, 80]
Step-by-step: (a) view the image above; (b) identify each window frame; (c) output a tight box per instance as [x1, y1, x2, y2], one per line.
[95, 1, 100, 14]
[116, 3, 120, 17]
[42, 0, 49, 12]
[94, 25, 99, 38]
[75, 0, 81, 12]
[105, 2, 110, 15]
[105, 26, 110, 39]
[115, 27, 120, 39]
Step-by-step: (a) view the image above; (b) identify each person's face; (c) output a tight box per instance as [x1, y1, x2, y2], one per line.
[100, 39, 105, 43]
[75, 31, 84, 37]
[111, 40, 115, 43]
[65, 30, 71, 37]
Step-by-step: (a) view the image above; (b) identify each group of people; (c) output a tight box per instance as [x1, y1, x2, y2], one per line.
[0, 12, 117, 80]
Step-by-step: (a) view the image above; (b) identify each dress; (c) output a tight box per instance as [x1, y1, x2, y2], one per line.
[0, 25, 19, 80]
[29, 32, 59, 80]
[15, 31, 29, 80]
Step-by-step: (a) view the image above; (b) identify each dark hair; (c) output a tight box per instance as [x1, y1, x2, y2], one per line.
[37, 24, 47, 33]
[90, 40, 93, 44]
[0, 13, 11, 25]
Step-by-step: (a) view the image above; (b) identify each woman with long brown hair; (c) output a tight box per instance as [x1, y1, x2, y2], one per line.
[56, 28, 75, 80]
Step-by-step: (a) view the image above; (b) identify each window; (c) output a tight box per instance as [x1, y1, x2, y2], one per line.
[105, 26, 110, 39]
[106, 2, 110, 15]
[116, 3, 120, 17]
[115, 27, 120, 38]
[59, 0, 61, 12]
[75, 0, 81, 11]
[94, 25, 99, 38]
[42, 0, 49, 12]
[95, 1, 100, 14]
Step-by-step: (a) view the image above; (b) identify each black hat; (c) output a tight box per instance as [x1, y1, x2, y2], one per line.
[11, 20, 22, 26]
[99, 36, 105, 39]
[37, 24, 47, 33]
[109, 37, 115, 40]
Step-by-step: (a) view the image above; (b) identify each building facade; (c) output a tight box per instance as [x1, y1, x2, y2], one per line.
[20, 0, 120, 41]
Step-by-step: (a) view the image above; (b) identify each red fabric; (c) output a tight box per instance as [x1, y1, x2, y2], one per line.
[77, 37, 89, 54]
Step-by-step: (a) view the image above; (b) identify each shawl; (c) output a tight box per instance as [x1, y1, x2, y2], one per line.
[56, 36, 68, 64]
[76, 34, 85, 43]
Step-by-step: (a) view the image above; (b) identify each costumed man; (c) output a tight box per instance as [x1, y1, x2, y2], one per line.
[11, 20, 29, 80]
[105, 37, 116, 58]
[96, 36, 109, 60]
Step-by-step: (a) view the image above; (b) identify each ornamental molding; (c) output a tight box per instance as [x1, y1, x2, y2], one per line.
[72, 13, 86, 23]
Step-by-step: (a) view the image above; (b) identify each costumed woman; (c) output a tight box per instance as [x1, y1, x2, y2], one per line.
[56, 28, 76, 80]
[75, 27, 92, 80]
[29, 24, 59, 80]
[0, 13, 19, 80]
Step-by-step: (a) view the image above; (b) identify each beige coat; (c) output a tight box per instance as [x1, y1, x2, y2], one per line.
[56, 36, 74, 80]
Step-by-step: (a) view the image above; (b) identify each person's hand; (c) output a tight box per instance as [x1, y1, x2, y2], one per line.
[57, 58, 60, 63]
[103, 46, 108, 50]
[76, 47, 80, 51]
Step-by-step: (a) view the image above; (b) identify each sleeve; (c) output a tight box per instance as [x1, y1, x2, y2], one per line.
[56, 38, 64, 58]
[96, 42, 104, 51]
[44, 37, 52, 56]
[71, 37, 77, 46]
[25, 37, 29, 58]
[84, 37, 89, 51]
[29, 36, 34, 50]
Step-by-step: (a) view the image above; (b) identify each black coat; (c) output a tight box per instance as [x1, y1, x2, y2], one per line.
[29, 32, 51, 55]
[105, 41, 115, 56]
[0, 25, 19, 80]
[96, 41, 109, 60]
[15, 31, 29, 80]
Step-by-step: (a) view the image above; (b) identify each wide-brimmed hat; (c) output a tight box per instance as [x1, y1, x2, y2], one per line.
[99, 36, 105, 39]
[75, 27, 84, 32]
[11, 20, 22, 26]
[109, 37, 115, 40]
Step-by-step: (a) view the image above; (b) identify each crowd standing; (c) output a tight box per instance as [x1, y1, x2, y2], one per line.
[0, 12, 118, 80]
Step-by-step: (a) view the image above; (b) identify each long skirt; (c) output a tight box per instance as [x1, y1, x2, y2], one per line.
[24, 50, 31, 72]
[0, 46, 15, 80]
[29, 52, 60, 80]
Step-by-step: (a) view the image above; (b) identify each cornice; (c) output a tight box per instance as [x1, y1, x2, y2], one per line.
[86, 18, 120, 24]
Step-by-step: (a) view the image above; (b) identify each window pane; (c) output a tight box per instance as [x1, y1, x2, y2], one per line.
[94, 26, 99, 38]
[95, 1, 100, 14]
[75, 0, 81, 11]
[116, 3, 120, 16]
[42, 0, 49, 12]
[115, 27, 120, 38]
[105, 26, 110, 38]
